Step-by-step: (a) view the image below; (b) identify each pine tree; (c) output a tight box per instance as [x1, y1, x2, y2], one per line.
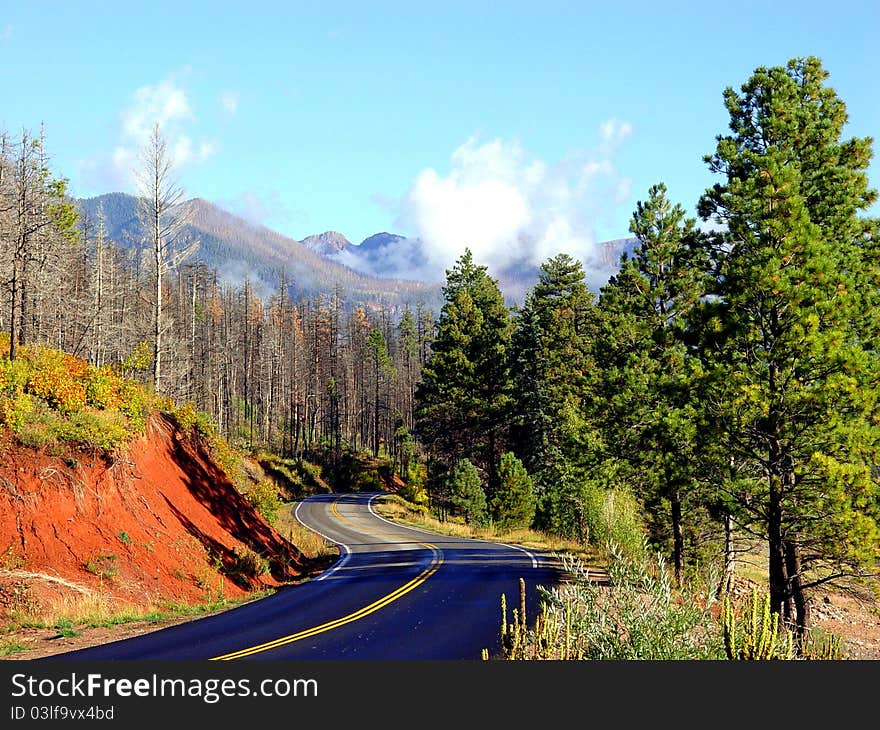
[510, 253, 597, 535]
[414, 249, 512, 501]
[491, 452, 536, 530]
[695, 56, 880, 635]
[448, 458, 487, 526]
[596, 183, 710, 582]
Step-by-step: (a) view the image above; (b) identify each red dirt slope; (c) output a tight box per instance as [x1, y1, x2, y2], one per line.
[0, 414, 308, 622]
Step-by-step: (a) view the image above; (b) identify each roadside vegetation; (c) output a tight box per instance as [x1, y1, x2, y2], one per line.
[2, 53, 878, 660]
[0, 335, 152, 453]
[0, 590, 271, 658]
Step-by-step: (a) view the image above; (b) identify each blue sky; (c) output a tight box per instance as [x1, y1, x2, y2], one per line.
[3, 1, 878, 282]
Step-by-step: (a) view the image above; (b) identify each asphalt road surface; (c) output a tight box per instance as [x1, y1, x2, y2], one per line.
[49, 492, 560, 660]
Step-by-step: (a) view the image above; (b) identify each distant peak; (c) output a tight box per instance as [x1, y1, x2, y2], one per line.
[358, 232, 407, 251]
[299, 231, 352, 255]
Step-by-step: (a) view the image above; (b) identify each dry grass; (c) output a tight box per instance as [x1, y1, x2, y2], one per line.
[4, 586, 268, 634]
[1, 588, 272, 659]
[373, 494, 598, 563]
[274, 505, 339, 561]
[13, 591, 132, 629]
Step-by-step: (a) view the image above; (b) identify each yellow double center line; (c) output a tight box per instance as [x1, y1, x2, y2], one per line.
[211, 498, 443, 660]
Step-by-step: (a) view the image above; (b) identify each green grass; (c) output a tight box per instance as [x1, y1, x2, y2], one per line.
[53, 618, 80, 638]
[0, 639, 29, 656]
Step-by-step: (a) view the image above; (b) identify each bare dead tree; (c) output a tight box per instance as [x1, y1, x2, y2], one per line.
[136, 123, 198, 394]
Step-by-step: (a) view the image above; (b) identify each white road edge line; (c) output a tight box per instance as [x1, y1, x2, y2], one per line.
[366, 493, 539, 569]
[293, 499, 351, 581]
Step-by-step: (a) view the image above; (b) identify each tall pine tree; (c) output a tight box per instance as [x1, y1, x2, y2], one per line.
[510, 253, 597, 536]
[414, 249, 512, 502]
[596, 183, 710, 581]
[695, 56, 880, 636]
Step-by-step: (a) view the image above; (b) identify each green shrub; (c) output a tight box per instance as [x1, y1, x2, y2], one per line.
[167, 401, 199, 433]
[397, 479, 429, 509]
[15, 419, 58, 451]
[84, 367, 119, 409]
[583, 484, 647, 561]
[499, 542, 724, 660]
[0, 358, 30, 396]
[54, 410, 132, 451]
[208, 434, 240, 476]
[115, 341, 153, 376]
[25, 348, 88, 414]
[0, 391, 34, 431]
[1, 347, 155, 452]
[247, 480, 282, 525]
[83, 552, 119, 579]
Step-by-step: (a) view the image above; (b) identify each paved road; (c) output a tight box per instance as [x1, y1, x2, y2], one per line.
[50, 492, 559, 660]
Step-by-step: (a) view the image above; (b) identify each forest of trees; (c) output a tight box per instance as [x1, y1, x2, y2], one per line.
[413, 56, 880, 640]
[2, 56, 879, 641]
[0, 124, 435, 476]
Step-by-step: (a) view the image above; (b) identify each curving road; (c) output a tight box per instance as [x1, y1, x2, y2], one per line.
[49, 492, 560, 660]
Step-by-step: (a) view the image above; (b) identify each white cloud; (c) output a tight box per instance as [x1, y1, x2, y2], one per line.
[599, 117, 633, 147]
[121, 79, 193, 140]
[1, 24, 12, 43]
[85, 75, 217, 192]
[220, 90, 240, 115]
[393, 119, 635, 288]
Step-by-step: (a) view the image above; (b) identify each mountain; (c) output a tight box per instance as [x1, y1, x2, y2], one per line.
[299, 230, 352, 256]
[358, 232, 408, 251]
[77, 194, 442, 310]
[77, 193, 639, 309]
[331, 233, 641, 301]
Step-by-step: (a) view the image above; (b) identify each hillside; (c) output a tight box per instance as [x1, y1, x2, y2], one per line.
[0, 343, 325, 654]
[76, 193, 442, 309]
[0, 415, 307, 610]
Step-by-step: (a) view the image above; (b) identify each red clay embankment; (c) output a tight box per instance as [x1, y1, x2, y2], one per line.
[0, 414, 308, 621]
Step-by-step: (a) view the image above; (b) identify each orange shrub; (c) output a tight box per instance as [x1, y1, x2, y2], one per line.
[26, 350, 88, 414]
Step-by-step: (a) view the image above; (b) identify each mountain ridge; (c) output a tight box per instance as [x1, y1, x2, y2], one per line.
[77, 193, 441, 310]
[76, 192, 637, 307]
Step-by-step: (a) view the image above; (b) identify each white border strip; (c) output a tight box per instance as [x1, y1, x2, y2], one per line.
[294, 499, 351, 581]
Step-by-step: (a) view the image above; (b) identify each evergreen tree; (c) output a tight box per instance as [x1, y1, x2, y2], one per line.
[491, 452, 536, 530]
[510, 253, 597, 535]
[596, 183, 710, 581]
[448, 458, 487, 526]
[695, 56, 880, 636]
[414, 249, 512, 500]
